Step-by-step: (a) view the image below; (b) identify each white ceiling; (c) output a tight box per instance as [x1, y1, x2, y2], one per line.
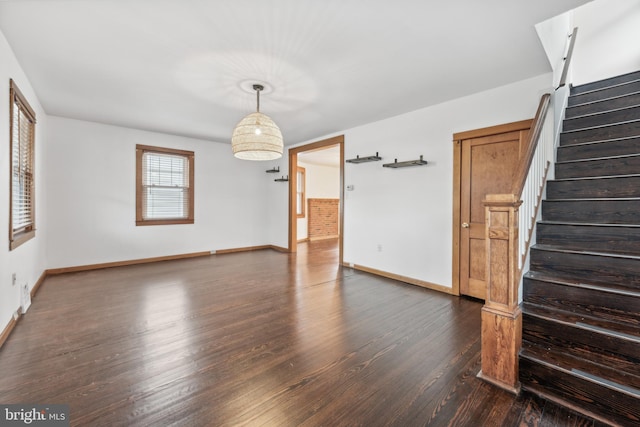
[0, 0, 591, 146]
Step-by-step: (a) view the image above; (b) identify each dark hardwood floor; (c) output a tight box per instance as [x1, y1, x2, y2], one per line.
[0, 239, 601, 426]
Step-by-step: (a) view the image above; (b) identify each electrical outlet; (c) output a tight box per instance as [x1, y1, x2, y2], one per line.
[12, 273, 16, 286]
[377, 244, 382, 252]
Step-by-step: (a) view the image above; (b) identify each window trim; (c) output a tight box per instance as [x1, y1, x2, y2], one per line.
[9, 79, 37, 250]
[136, 144, 195, 226]
[296, 166, 306, 219]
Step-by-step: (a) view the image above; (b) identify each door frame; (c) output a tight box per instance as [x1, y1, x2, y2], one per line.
[288, 135, 345, 265]
[451, 120, 532, 297]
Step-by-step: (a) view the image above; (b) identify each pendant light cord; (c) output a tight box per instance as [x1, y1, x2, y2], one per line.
[253, 84, 264, 113]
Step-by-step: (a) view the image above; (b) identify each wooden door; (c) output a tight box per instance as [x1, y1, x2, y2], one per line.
[454, 122, 531, 299]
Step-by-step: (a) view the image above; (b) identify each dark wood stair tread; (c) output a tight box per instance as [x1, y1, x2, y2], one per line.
[565, 102, 640, 120]
[547, 175, 640, 198]
[539, 220, 640, 227]
[523, 301, 640, 341]
[556, 153, 640, 165]
[571, 77, 640, 97]
[559, 120, 640, 146]
[562, 104, 640, 132]
[532, 243, 640, 260]
[565, 91, 640, 119]
[559, 134, 640, 148]
[521, 343, 640, 396]
[554, 154, 640, 180]
[525, 271, 640, 298]
[544, 197, 640, 202]
[529, 245, 640, 290]
[520, 357, 640, 426]
[523, 271, 640, 329]
[556, 136, 640, 163]
[522, 309, 640, 374]
[536, 221, 640, 255]
[568, 80, 640, 107]
[556, 138, 640, 165]
[561, 117, 640, 135]
[571, 70, 640, 95]
[552, 173, 640, 182]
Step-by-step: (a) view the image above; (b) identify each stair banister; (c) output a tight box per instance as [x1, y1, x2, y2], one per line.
[514, 95, 554, 272]
[478, 94, 554, 393]
[557, 28, 578, 90]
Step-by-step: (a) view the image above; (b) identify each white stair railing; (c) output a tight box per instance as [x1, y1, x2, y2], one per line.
[517, 99, 555, 271]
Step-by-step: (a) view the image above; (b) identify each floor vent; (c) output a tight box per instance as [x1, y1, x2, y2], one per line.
[21, 283, 31, 314]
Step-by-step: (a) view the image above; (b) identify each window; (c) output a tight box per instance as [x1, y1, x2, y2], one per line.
[9, 79, 37, 250]
[136, 145, 194, 226]
[296, 166, 306, 218]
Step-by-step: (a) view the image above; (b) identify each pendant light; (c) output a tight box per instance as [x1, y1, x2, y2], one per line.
[231, 84, 283, 160]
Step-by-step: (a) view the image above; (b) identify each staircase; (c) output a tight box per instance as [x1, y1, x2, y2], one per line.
[519, 70, 640, 426]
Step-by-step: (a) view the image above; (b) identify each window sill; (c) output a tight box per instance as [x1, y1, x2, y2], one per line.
[10, 229, 35, 251]
[136, 219, 194, 226]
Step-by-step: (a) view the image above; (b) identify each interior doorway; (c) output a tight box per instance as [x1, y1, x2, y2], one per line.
[288, 135, 344, 265]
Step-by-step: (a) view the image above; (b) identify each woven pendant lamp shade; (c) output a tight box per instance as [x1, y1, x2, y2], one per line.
[231, 84, 283, 161]
[231, 112, 283, 160]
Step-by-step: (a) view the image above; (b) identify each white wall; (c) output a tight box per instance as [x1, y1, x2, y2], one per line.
[535, 12, 575, 151]
[535, 11, 574, 88]
[297, 161, 340, 240]
[270, 73, 553, 289]
[0, 29, 48, 331]
[46, 117, 272, 269]
[572, 0, 640, 85]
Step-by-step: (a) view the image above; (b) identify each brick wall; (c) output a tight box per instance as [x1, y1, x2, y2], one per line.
[308, 198, 339, 240]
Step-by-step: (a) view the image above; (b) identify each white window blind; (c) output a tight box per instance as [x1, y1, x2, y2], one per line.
[12, 109, 35, 231]
[142, 151, 190, 220]
[296, 167, 305, 218]
[10, 80, 36, 249]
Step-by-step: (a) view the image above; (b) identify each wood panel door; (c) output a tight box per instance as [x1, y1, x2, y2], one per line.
[454, 121, 531, 299]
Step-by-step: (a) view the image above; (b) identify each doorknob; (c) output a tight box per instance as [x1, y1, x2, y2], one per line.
[462, 222, 470, 228]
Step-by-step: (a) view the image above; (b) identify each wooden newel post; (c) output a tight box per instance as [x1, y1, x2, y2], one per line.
[477, 193, 522, 394]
